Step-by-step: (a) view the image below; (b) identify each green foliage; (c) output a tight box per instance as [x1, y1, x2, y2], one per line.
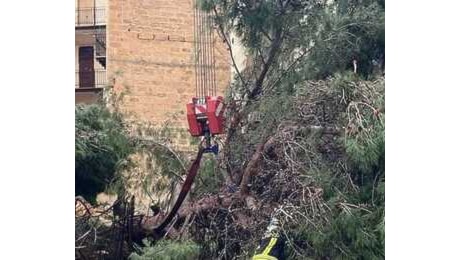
[287, 174, 385, 259]
[129, 239, 200, 260]
[303, 0, 385, 79]
[309, 76, 384, 259]
[305, 210, 384, 259]
[344, 121, 384, 174]
[225, 90, 299, 175]
[224, 74, 385, 259]
[198, 1, 384, 258]
[75, 104, 134, 202]
[193, 155, 225, 195]
[205, 0, 384, 101]
[255, 91, 297, 127]
[201, 0, 286, 51]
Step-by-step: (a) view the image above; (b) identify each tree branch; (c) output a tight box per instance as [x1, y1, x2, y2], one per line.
[264, 47, 312, 94]
[239, 136, 276, 195]
[213, 6, 248, 90]
[249, 27, 284, 99]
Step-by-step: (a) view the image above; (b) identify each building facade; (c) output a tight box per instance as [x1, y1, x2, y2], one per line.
[75, 0, 231, 132]
[75, 0, 107, 104]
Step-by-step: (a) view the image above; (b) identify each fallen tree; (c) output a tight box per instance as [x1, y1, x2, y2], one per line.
[75, 0, 385, 258]
[75, 74, 383, 259]
[182, 75, 385, 259]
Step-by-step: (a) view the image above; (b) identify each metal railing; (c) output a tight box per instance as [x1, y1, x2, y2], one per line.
[75, 7, 106, 26]
[75, 70, 107, 88]
[95, 29, 106, 57]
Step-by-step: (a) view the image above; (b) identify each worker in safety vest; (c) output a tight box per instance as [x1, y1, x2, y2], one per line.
[252, 216, 286, 260]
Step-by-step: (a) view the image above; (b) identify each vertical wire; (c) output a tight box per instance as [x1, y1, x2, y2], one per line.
[193, 0, 198, 98]
[210, 17, 217, 96]
[206, 13, 211, 97]
[203, 12, 208, 97]
[200, 7, 205, 100]
[206, 13, 211, 96]
[209, 22, 214, 97]
[207, 13, 212, 97]
[206, 14, 213, 96]
[202, 10, 208, 98]
[197, 4, 203, 100]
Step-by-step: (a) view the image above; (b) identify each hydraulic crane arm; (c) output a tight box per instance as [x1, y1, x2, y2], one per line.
[152, 1, 225, 236]
[153, 145, 205, 235]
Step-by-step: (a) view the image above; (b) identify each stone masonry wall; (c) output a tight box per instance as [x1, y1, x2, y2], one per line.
[107, 0, 231, 143]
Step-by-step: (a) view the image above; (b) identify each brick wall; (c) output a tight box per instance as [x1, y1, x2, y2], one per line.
[77, 0, 106, 8]
[107, 0, 231, 137]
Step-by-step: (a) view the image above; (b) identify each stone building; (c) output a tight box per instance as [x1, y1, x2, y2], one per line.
[75, 0, 107, 104]
[75, 0, 232, 132]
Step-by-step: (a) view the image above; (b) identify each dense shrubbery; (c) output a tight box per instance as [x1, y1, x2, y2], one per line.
[75, 103, 206, 259]
[75, 104, 134, 202]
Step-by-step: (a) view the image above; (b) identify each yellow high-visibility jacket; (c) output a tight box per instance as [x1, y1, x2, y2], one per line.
[252, 236, 284, 260]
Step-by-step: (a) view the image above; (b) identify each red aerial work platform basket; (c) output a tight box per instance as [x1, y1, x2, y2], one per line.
[186, 96, 225, 137]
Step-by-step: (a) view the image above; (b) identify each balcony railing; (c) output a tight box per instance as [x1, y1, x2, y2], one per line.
[95, 29, 106, 57]
[75, 70, 107, 89]
[75, 7, 106, 26]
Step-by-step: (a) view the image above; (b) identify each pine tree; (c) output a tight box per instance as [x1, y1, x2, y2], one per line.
[75, 104, 134, 202]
